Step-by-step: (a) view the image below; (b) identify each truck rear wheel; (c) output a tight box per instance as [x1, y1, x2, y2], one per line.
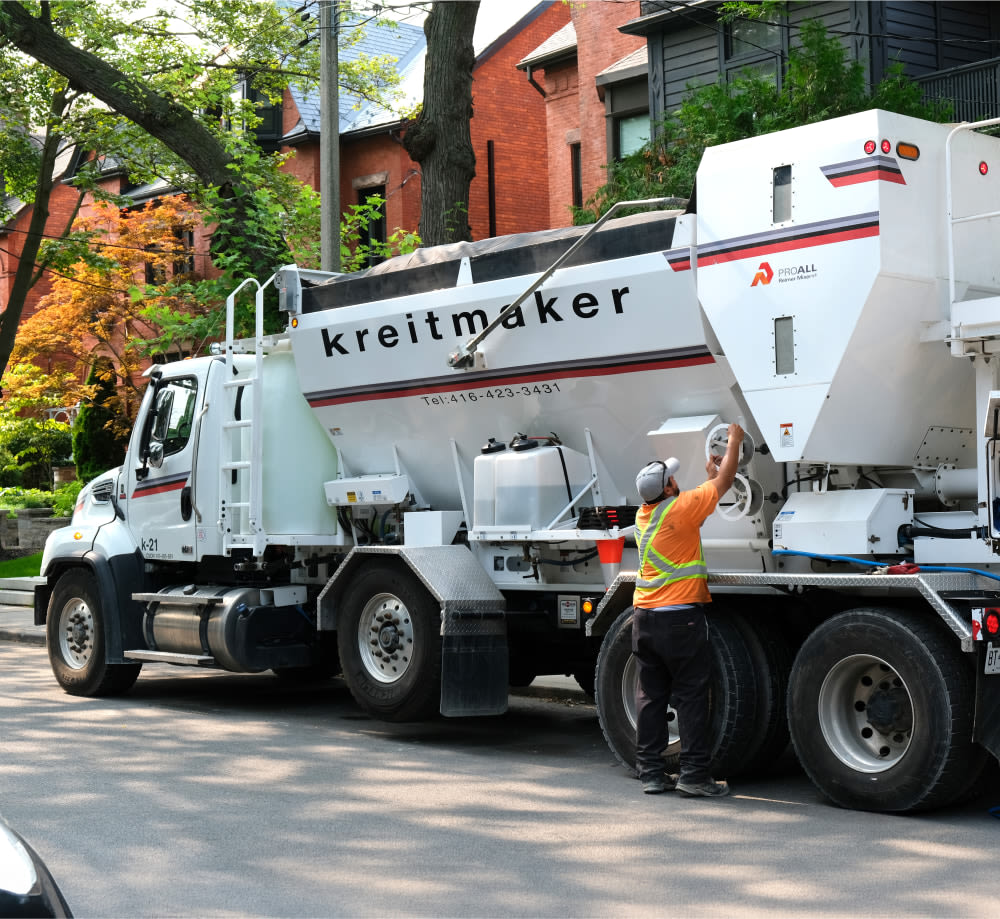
[732, 613, 794, 774]
[337, 563, 442, 722]
[47, 569, 141, 697]
[787, 608, 981, 812]
[594, 607, 759, 777]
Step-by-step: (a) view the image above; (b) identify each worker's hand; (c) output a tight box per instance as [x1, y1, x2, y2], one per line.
[705, 454, 722, 479]
[728, 423, 745, 446]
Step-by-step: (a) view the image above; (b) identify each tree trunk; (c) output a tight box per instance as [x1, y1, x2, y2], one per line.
[403, 1, 479, 246]
[0, 86, 67, 395]
[0, 2, 289, 287]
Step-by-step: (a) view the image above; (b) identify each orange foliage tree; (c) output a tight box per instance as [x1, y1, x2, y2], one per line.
[7, 195, 210, 434]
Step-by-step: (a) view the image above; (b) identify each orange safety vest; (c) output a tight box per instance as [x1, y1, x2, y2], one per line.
[633, 481, 718, 607]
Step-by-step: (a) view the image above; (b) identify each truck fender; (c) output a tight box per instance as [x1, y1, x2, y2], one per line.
[319, 545, 509, 718]
[39, 548, 145, 664]
[586, 572, 637, 639]
[318, 545, 506, 631]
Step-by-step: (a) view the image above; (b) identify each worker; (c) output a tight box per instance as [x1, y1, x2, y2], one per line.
[631, 422, 745, 797]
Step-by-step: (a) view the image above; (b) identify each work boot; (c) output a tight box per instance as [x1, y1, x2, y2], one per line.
[676, 777, 730, 798]
[641, 773, 677, 795]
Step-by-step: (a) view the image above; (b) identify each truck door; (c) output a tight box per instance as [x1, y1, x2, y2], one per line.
[124, 370, 205, 561]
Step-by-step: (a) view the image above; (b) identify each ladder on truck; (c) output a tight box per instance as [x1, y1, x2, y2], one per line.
[219, 277, 268, 557]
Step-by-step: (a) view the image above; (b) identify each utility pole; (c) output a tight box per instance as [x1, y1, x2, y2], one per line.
[320, 0, 340, 271]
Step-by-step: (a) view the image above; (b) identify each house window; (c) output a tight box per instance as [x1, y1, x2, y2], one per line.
[173, 228, 195, 275]
[570, 143, 583, 209]
[248, 86, 282, 152]
[357, 186, 387, 268]
[723, 12, 784, 87]
[616, 113, 650, 159]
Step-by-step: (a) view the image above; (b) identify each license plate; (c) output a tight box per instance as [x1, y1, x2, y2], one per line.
[986, 642, 1000, 675]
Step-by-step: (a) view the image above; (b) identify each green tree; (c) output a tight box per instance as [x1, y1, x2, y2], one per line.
[71, 359, 129, 483]
[0, 0, 403, 378]
[575, 19, 952, 223]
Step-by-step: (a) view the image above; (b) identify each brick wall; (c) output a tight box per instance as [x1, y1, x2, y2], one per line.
[469, 1, 570, 239]
[569, 1, 645, 202]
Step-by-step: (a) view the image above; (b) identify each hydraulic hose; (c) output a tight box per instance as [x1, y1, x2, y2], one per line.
[772, 548, 1000, 583]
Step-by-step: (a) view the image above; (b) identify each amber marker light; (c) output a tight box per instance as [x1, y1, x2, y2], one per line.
[291, 317, 299, 328]
[73, 532, 83, 540]
[582, 599, 594, 615]
[896, 142, 919, 161]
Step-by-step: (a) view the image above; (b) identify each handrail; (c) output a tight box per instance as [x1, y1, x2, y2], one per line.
[447, 197, 677, 368]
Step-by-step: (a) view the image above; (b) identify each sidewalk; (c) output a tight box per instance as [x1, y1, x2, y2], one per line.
[0, 603, 45, 646]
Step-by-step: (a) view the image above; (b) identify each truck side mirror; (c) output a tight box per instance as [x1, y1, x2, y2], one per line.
[147, 441, 164, 469]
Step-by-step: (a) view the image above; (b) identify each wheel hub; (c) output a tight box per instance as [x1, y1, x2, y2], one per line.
[58, 599, 94, 669]
[865, 684, 912, 735]
[358, 593, 414, 684]
[378, 621, 401, 653]
[818, 654, 914, 773]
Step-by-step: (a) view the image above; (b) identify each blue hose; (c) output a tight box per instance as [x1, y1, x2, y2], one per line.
[772, 548, 1000, 583]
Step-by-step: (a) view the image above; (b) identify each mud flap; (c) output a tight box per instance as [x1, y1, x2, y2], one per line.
[974, 642, 1000, 760]
[440, 610, 508, 717]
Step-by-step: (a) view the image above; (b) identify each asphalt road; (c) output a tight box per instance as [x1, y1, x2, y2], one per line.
[2, 642, 999, 918]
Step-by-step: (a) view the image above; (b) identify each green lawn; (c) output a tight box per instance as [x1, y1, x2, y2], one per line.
[0, 552, 43, 578]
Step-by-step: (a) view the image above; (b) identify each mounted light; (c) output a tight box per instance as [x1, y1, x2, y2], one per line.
[986, 610, 1000, 635]
[864, 140, 877, 155]
[881, 139, 892, 154]
[896, 142, 919, 161]
[291, 317, 299, 328]
[582, 598, 595, 615]
[981, 161, 990, 176]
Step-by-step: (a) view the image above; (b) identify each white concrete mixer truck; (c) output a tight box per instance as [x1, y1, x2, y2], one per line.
[36, 109, 1000, 812]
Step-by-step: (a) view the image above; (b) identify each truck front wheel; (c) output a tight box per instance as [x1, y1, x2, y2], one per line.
[787, 608, 984, 812]
[47, 569, 141, 696]
[338, 563, 442, 722]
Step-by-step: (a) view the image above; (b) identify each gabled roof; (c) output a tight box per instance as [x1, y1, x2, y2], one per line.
[595, 45, 648, 86]
[284, 18, 426, 142]
[517, 21, 576, 70]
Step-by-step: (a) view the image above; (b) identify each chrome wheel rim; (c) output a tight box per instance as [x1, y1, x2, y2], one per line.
[818, 654, 913, 773]
[358, 592, 414, 684]
[622, 653, 680, 754]
[57, 595, 94, 670]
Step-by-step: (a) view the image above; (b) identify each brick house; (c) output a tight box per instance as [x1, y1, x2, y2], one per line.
[516, 1, 647, 227]
[281, 1, 570, 247]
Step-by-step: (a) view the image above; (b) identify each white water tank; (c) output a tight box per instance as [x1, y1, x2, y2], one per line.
[493, 443, 593, 531]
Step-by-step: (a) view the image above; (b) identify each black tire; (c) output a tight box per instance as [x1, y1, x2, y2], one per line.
[594, 607, 759, 777]
[731, 613, 794, 774]
[46, 569, 141, 697]
[337, 563, 441, 722]
[787, 607, 981, 813]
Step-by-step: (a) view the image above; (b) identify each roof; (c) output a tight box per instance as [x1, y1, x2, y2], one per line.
[284, 18, 426, 142]
[517, 21, 576, 70]
[620, 0, 717, 36]
[595, 46, 648, 86]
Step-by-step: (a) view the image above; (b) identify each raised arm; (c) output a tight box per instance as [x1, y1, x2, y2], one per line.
[706, 423, 745, 498]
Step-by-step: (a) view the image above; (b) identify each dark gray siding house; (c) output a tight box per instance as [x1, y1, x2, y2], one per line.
[621, 1, 1000, 124]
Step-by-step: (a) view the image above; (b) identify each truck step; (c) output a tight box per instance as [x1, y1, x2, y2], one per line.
[132, 592, 222, 607]
[123, 649, 217, 666]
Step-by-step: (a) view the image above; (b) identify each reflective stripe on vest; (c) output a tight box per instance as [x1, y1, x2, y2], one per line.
[634, 497, 709, 595]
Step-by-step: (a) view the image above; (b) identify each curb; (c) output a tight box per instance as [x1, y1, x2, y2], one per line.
[0, 628, 44, 647]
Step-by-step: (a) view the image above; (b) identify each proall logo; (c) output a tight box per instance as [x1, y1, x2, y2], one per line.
[751, 262, 773, 286]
